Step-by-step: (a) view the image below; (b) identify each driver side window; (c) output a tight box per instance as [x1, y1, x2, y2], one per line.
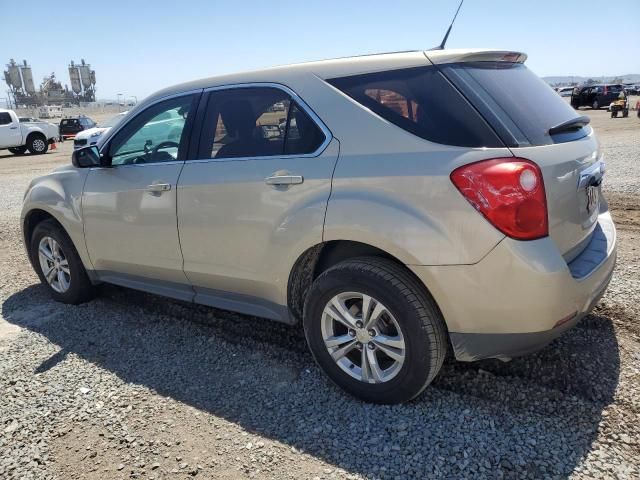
[109, 95, 194, 166]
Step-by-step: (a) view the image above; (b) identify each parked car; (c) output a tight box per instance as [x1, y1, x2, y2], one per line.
[19, 117, 40, 123]
[22, 49, 616, 404]
[570, 84, 624, 109]
[0, 108, 59, 154]
[556, 86, 575, 97]
[73, 112, 128, 150]
[623, 85, 639, 95]
[59, 116, 97, 139]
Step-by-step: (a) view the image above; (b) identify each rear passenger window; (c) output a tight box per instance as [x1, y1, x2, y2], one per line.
[200, 87, 326, 159]
[0, 112, 12, 125]
[328, 67, 503, 148]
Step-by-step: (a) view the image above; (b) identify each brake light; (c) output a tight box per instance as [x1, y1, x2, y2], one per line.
[450, 158, 548, 240]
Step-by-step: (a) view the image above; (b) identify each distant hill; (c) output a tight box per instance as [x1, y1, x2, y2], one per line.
[543, 74, 640, 86]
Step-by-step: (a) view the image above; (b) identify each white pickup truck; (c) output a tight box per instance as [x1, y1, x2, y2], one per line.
[0, 108, 59, 155]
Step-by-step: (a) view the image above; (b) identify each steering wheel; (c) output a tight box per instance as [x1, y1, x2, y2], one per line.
[152, 140, 179, 156]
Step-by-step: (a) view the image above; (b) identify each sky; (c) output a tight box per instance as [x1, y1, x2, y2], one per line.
[2, 0, 639, 101]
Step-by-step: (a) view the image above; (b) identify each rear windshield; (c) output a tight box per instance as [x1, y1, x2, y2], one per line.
[440, 62, 588, 146]
[328, 66, 503, 148]
[61, 119, 79, 126]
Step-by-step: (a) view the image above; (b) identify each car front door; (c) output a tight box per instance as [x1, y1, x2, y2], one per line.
[0, 111, 22, 148]
[177, 85, 338, 320]
[82, 92, 200, 300]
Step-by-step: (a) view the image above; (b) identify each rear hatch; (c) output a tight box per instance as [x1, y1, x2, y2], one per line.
[60, 118, 83, 136]
[431, 52, 603, 260]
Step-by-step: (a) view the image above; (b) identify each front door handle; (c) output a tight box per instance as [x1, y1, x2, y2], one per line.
[264, 174, 304, 186]
[146, 183, 172, 195]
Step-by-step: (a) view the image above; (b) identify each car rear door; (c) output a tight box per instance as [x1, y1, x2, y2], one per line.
[82, 92, 200, 299]
[176, 85, 337, 320]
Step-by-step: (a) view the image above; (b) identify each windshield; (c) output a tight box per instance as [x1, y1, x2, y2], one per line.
[441, 62, 586, 146]
[102, 113, 127, 128]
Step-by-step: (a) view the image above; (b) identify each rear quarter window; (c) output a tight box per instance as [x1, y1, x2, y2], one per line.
[0, 112, 12, 125]
[441, 62, 589, 146]
[328, 66, 503, 148]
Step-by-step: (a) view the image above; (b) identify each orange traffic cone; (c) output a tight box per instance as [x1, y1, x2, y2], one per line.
[50, 143, 57, 150]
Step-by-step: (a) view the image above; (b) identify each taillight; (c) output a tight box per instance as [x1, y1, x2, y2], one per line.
[450, 158, 548, 240]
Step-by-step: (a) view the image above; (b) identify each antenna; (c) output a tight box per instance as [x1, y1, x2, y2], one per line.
[431, 0, 465, 50]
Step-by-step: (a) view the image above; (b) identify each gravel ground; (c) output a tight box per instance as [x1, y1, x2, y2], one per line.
[0, 109, 639, 479]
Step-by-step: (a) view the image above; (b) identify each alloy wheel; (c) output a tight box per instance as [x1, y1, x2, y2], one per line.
[38, 236, 71, 293]
[32, 138, 46, 152]
[321, 292, 406, 384]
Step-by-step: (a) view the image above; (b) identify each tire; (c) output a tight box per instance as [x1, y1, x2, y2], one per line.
[303, 257, 448, 404]
[30, 219, 94, 304]
[592, 100, 600, 110]
[8, 146, 27, 155]
[623, 109, 629, 118]
[27, 134, 48, 155]
[611, 111, 617, 118]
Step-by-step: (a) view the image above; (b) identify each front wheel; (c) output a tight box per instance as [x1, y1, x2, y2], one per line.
[303, 257, 448, 404]
[8, 146, 27, 155]
[30, 219, 94, 304]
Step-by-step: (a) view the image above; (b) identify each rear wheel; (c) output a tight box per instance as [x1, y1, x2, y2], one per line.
[8, 146, 27, 155]
[611, 110, 617, 118]
[27, 134, 48, 155]
[30, 219, 94, 304]
[623, 109, 629, 118]
[303, 257, 448, 404]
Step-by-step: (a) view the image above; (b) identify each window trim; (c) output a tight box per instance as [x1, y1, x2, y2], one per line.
[192, 82, 332, 164]
[96, 90, 201, 169]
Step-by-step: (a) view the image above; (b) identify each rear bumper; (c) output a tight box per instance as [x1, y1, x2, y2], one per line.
[410, 209, 616, 361]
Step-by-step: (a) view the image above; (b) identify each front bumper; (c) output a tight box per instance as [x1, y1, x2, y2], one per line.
[410, 209, 617, 361]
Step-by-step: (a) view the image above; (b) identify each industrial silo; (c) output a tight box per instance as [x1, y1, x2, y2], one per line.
[20, 60, 36, 95]
[78, 59, 92, 90]
[6, 59, 22, 91]
[68, 61, 82, 94]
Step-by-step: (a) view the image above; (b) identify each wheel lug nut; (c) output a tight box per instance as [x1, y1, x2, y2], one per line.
[356, 342, 362, 348]
[368, 329, 376, 337]
[348, 329, 356, 337]
[355, 321, 363, 328]
[368, 343, 375, 350]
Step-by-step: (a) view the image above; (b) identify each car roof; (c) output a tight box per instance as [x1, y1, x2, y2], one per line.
[141, 49, 526, 107]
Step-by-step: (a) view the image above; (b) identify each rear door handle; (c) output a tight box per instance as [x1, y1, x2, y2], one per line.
[264, 175, 304, 186]
[9, 126, 18, 130]
[146, 183, 172, 195]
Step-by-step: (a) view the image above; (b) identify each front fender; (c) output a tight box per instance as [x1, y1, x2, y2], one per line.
[21, 167, 93, 273]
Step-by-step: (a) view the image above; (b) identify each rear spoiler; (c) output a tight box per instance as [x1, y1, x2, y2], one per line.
[425, 49, 527, 65]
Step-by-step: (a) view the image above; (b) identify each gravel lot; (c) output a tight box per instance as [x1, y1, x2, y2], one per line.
[1, 109, 639, 479]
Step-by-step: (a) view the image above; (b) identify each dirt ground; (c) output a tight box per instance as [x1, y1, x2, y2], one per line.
[0, 106, 639, 480]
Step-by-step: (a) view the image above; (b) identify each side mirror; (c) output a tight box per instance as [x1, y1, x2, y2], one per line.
[72, 146, 101, 168]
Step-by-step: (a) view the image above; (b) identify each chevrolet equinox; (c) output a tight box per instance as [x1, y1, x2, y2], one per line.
[21, 49, 617, 404]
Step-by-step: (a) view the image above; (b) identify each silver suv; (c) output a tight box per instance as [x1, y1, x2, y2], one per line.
[21, 50, 617, 404]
